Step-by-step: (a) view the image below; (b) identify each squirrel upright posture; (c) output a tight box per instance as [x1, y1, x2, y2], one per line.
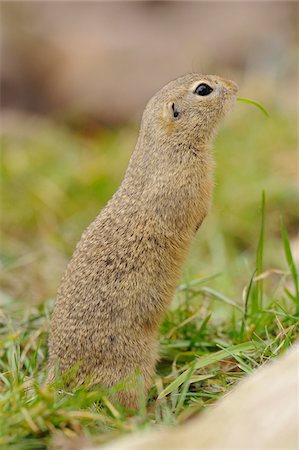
[48, 74, 238, 408]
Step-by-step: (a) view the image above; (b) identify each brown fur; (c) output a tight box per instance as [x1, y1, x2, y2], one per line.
[48, 74, 238, 408]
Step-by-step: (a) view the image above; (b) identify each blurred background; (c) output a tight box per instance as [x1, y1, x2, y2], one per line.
[1, 1, 298, 306]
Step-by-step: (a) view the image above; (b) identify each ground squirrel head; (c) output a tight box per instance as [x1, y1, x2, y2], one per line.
[141, 74, 238, 151]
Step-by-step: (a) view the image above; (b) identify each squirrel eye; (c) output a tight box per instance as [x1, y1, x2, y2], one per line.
[194, 83, 213, 96]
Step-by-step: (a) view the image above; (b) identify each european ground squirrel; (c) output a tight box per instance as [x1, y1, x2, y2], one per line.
[48, 74, 238, 408]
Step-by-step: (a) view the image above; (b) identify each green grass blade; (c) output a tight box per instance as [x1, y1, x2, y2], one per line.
[240, 269, 256, 339]
[178, 273, 222, 291]
[237, 97, 269, 117]
[216, 344, 254, 374]
[281, 220, 299, 314]
[175, 361, 197, 414]
[253, 191, 265, 313]
[284, 287, 297, 303]
[256, 191, 265, 276]
[198, 287, 243, 312]
[244, 270, 256, 321]
[197, 313, 212, 335]
[158, 342, 258, 399]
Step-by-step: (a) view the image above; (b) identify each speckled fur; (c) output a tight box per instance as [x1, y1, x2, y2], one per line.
[48, 74, 238, 408]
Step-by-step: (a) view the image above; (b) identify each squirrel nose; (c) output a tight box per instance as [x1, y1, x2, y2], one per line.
[224, 79, 239, 94]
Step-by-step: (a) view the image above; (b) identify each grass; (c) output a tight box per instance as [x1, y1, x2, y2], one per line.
[236, 97, 269, 117]
[0, 103, 298, 448]
[1, 216, 298, 449]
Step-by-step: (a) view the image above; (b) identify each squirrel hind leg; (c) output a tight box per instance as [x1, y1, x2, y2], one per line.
[94, 364, 155, 411]
[114, 387, 146, 410]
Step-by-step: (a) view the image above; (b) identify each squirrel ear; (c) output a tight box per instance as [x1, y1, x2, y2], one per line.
[163, 101, 181, 121]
